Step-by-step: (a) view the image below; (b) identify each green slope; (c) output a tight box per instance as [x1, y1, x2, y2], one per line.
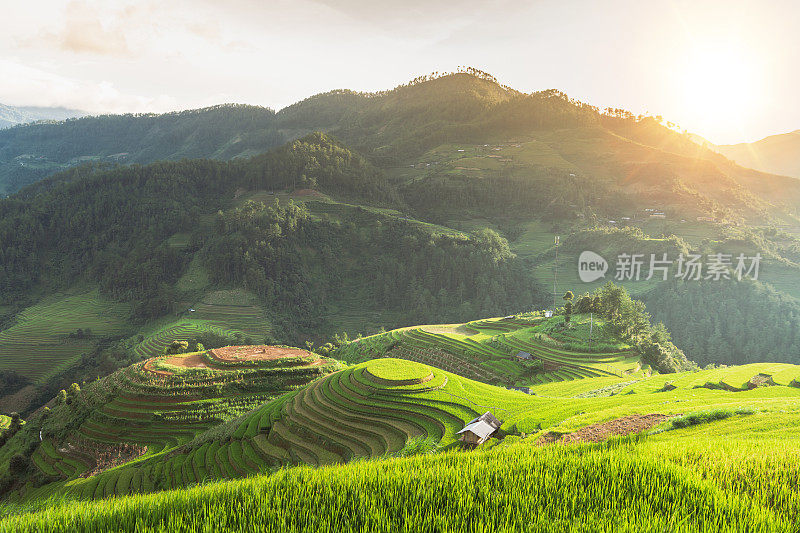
[6, 352, 800, 506]
[4, 355, 800, 529]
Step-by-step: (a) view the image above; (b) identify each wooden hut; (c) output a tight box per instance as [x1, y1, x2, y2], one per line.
[457, 411, 502, 446]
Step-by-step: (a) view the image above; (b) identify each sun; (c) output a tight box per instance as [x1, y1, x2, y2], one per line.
[677, 42, 763, 138]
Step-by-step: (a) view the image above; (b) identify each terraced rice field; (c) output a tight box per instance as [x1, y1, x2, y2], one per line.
[622, 362, 800, 394]
[132, 290, 271, 359]
[190, 289, 271, 338]
[0, 291, 131, 383]
[9, 354, 800, 509]
[337, 315, 638, 388]
[132, 320, 244, 359]
[12, 347, 337, 502]
[34, 359, 495, 500]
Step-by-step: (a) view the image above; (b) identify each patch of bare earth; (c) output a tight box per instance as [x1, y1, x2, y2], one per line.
[537, 414, 673, 445]
[163, 352, 210, 369]
[211, 345, 313, 362]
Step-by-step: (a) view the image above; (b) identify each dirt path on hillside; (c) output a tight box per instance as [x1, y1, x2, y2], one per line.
[536, 414, 673, 445]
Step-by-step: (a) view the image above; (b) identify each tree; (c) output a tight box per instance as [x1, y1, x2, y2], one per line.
[56, 389, 67, 405]
[165, 341, 189, 355]
[575, 294, 592, 314]
[563, 291, 574, 323]
[66, 383, 81, 404]
[9, 454, 28, 475]
[9, 413, 21, 432]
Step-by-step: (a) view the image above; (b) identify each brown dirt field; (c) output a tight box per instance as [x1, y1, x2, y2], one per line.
[211, 345, 312, 362]
[536, 414, 673, 445]
[163, 352, 210, 369]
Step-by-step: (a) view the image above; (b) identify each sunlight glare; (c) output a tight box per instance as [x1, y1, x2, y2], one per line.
[678, 42, 762, 137]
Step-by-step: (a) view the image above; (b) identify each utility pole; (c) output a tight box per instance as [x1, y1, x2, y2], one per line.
[589, 312, 593, 344]
[552, 236, 560, 311]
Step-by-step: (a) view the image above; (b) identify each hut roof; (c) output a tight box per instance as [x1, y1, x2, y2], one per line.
[466, 411, 502, 429]
[516, 351, 532, 360]
[457, 420, 496, 439]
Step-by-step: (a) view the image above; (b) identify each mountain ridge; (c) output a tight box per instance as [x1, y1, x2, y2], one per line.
[715, 129, 800, 179]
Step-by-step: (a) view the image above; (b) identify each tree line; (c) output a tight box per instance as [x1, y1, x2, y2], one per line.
[644, 279, 800, 367]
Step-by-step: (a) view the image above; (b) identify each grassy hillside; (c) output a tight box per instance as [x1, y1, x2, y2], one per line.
[7, 345, 800, 506]
[0, 132, 548, 413]
[3, 354, 800, 530]
[5, 71, 800, 419]
[4, 437, 800, 532]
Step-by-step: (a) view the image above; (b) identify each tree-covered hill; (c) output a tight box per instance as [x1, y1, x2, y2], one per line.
[643, 279, 800, 367]
[0, 132, 548, 412]
[0, 104, 281, 194]
[5, 71, 800, 224]
[4, 70, 800, 415]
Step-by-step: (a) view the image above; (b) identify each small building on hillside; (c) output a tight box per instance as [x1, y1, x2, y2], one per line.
[516, 351, 532, 360]
[457, 412, 502, 446]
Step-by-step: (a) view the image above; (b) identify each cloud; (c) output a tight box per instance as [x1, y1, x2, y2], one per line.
[59, 2, 130, 55]
[0, 59, 177, 113]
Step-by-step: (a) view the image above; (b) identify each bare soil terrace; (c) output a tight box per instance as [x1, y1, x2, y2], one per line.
[210, 345, 313, 362]
[537, 414, 673, 445]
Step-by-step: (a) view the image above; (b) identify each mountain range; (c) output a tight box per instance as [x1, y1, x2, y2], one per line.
[0, 103, 84, 130]
[2, 71, 800, 416]
[714, 130, 800, 179]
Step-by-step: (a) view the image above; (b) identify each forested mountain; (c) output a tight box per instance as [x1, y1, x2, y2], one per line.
[715, 130, 800, 179]
[4, 71, 800, 223]
[0, 104, 281, 194]
[0, 130, 541, 325]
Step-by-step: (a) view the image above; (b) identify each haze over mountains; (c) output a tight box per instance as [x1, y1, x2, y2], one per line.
[0, 71, 798, 212]
[0, 103, 84, 130]
[714, 130, 800, 179]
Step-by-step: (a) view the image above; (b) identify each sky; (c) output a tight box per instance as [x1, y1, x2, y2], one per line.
[1, 0, 797, 144]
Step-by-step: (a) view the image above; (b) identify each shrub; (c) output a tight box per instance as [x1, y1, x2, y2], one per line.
[671, 408, 754, 429]
[393, 437, 440, 458]
[9, 454, 29, 475]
